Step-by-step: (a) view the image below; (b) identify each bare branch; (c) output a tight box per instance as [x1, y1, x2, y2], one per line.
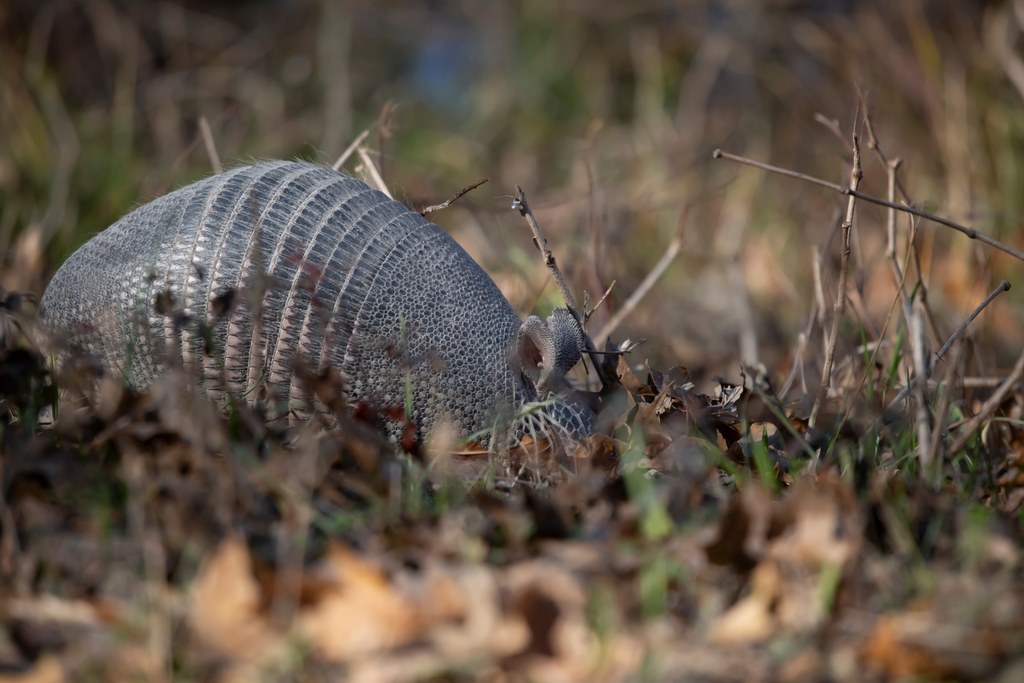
[933, 281, 1011, 366]
[887, 280, 1012, 409]
[332, 128, 370, 171]
[595, 229, 683, 344]
[809, 133, 862, 429]
[813, 113, 844, 144]
[948, 345, 1024, 455]
[511, 186, 617, 390]
[356, 146, 391, 198]
[585, 280, 617, 324]
[420, 178, 489, 218]
[512, 186, 580, 311]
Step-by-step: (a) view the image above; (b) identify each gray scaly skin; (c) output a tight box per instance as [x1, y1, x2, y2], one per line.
[39, 161, 594, 444]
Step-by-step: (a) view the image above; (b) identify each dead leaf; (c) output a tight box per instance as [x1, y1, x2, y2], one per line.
[0, 656, 63, 683]
[704, 481, 774, 570]
[298, 544, 425, 661]
[187, 537, 282, 662]
[707, 561, 780, 644]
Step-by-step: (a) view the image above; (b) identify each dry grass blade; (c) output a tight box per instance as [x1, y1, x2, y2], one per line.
[198, 115, 222, 174]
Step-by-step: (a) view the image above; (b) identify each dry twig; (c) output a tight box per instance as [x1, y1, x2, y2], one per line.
[420, 178, 489, 217]
[582, 281, 618, 328]
[511, 186, 618, 390]
[331, 128, 370, 171]
[356, 146, 391, 198]
[808, 133, 862, 429]
[887, 280, 1011, 410]
[594, 227, 683, 344]
[948, 345, 1024, 454]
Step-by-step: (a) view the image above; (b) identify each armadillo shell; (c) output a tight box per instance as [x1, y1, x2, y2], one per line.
[40, 161, 529, 439]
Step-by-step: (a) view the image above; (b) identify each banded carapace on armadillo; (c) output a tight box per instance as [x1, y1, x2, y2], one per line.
[39, 160, 595, 443]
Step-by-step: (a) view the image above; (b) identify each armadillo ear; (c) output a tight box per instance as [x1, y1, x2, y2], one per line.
[516, 315, 548, 391]
[515, 308, 585, 395]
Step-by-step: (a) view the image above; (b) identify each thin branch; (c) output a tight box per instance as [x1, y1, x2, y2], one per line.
[712, 148, 1024, 263]
[933, 280, 1010, 365]
[813, 113, 845, 144]
[511, 186, 617, 390]
[332, 128, 370, 171]
[860, 98, 944, 400]
[356, 146, 391, 198]
[198, 116, 222, 174]
[420, 178, 489, 217]
[887, 280, 1011, 409]
[860, 89, 912, 202]
[809, 133, 862, 429]
[585, 280, 617, 324]
[594, 227, 683, 344]
[512, 186, 580, 311]
[947, 344, 1024, 454]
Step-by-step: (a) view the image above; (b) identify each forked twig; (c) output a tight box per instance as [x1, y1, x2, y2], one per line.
[585, 280, 617, 324]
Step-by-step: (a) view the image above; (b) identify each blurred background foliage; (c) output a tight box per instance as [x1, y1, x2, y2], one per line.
[2, 0, 1023, 383]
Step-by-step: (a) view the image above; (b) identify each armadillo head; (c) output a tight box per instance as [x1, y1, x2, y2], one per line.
[511, 307, 596, 443]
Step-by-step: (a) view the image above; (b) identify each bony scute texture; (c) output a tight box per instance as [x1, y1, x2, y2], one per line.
[39, 161, 595, 444]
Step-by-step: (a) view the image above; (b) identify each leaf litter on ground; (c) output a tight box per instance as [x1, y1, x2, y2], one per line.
[1, 320, 1022, 683]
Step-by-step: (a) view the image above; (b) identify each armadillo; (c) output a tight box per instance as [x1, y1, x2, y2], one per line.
[39, 160, 595, 444]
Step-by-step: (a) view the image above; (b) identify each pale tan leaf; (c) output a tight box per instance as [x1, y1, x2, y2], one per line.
[0, 657, 63, 683]
[187, 537, 282, 661]
[298, 545, 425, 661]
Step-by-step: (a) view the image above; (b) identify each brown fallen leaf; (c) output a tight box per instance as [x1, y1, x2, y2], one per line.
[187, 537, 283, 662]
[704, 480, 774, 571]
[707, 561, 780, 644]
[298, 544, 425, 661]
[862, 613, 951, 680]
[0, 656, 63, 683]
